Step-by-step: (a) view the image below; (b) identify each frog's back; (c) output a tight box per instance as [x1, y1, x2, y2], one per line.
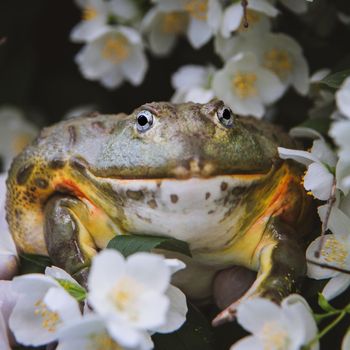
[6, 112, 128, 254]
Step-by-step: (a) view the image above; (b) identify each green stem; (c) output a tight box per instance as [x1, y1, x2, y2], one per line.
[314, 310, 340, 323]
[304, 311, 346, 349]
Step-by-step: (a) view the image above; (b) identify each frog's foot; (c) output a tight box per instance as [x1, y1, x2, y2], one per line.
[44, 195, 98, 287]
[212, 220, 306, 327]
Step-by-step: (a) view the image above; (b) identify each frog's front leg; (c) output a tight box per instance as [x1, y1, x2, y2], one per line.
[212, 218, 306, 326]
[44, 195, 101, 286]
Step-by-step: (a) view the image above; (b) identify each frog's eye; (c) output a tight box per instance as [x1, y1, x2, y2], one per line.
[217, 106, 234, 128]
[136, 110, 154, 132]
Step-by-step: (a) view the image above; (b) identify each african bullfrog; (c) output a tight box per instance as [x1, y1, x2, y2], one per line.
[6, 99, 315, 325]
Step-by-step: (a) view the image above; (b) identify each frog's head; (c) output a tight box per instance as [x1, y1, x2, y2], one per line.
[99, 99, 282, 179]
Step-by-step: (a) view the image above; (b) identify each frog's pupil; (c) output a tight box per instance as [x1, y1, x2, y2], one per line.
[223, 109, 231, 120]
[138, 115, 148, 126]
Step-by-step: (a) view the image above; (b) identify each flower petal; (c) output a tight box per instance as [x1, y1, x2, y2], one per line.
[230, 335, 263, 350]
[187, 18, 212, 48]
[153, 285, 187, 333]
[277, 147, 317, 166]
[322, 273, 350, 300]
[306, 235, 341, 279]
[88, 249, 126, 296]
[303, 163, 333, 200]
[236, 298, 281, 334]
[221, 4, 242, 37]
[126, 252, 171, 293]
[336, 77, 350, 119]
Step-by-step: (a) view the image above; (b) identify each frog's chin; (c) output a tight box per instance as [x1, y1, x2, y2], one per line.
[107, 173, 270, 251]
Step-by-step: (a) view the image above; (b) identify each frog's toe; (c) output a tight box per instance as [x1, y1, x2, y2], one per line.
[212, 304, 238, 327]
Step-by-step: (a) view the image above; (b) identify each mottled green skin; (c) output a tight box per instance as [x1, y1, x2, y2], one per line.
[25, 100, 296, 179]
[6, 100, 313, 324]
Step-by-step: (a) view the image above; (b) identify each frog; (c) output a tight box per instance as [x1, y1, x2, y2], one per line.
[6, 99, 315, 326]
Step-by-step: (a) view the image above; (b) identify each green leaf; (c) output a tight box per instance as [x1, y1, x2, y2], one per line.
[320, 69, 350, 89]
[152, 303, 215, 350]
[107, 234, 192, 258]
[19, 253, 52, 274]
[318, 293, 336, 312]
[55, 279, 87, 302]
[298, 118, 331, 136]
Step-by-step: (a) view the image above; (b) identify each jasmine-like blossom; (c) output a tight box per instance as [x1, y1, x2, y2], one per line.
[0, 173, 18, 280]
[171, 64, 215, 103]
[153, 0, 222, 49]
[307, 193, 350, 300]
[56, 316, 130, 350]
[330, 77, 350, 193]
[71, 0, 139, 42]
[9, 269, 82, 346]
[216, 32, 309, 95]
[212, 52, 284, 118]
[278, 139, 337, 200]
[230, 295, 319, 350]
[221, 0, 277, 38]
[75, 26, 148, 89]
[142, 6, 188, 56]
[88, 249, 187, 350]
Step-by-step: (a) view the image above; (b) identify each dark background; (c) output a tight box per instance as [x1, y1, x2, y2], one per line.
[0, 0, 349, 128]
[1, 1, 350, 349]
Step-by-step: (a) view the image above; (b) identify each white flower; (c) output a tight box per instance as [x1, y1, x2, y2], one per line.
[88, 249, 187, 350]
[71, 0, 110, 42]
[212, 52, 284, 118]
[307, 234, 350, 300]
[154, 0, 222, 49]
[336, 76, 350, 119]
[217, 33, 309, 95]
[0, 106, 38, 171]
[0, 173, 18, 280]
[171, 64, 215, 103]
[9, 273, 82, 346]
[330, 119, 350, 193]
[142, 6, 188, 56]
[56, 315, 137, 350]
[230, 295, 319, 350]
[71, 0, 139, 42]
[75, 26, 148, 89]
[0, 281, 20, 349]
[343, 328, 350, 350]
[278, 139, 337, 200]
[221, 0, 277, 38]
[306, 192, 350, 300]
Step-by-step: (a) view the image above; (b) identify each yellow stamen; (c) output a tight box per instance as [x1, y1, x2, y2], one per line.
[321, 236, 348, 267]
[89, 333, 123, 350]
[101, 35, 130, 64]
[34, 300, 60, 333]
[264, 48, 293, 79]
[83, 6, 97, 21]
[260, 322, 290, 350]
[231, 72, 257, 99]
[161, 12, 188, 34]
[184, 0, 208, 21]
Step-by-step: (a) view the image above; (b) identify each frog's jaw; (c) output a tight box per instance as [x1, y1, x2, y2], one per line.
[101, 173, 266, 252]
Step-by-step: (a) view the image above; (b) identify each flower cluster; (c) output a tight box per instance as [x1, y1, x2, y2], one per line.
[71, 0, 313, 118]
[6, 250, 187, 349]
[277, 75, 350, 305]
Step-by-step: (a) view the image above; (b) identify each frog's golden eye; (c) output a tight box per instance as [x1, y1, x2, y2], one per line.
[136, 110, 154, 132]
[217, 106, 234, 128]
